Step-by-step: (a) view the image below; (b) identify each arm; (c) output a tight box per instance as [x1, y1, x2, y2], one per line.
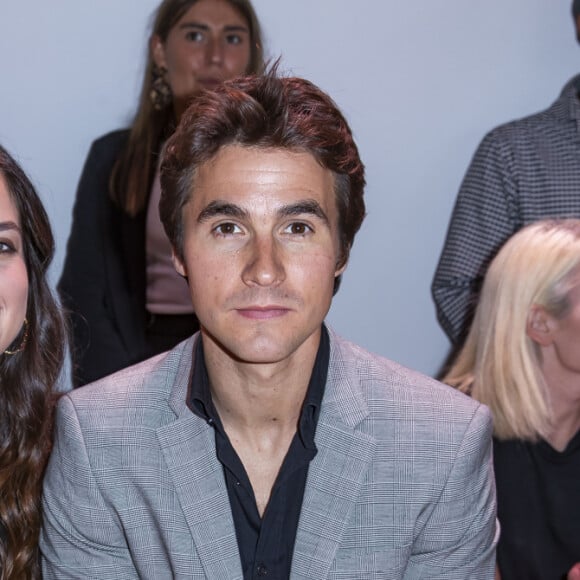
[40, 395, 138, 579]
[431, 130, 519, 344]
[58, 133, 130, 386]
[405, 403, 498, 579]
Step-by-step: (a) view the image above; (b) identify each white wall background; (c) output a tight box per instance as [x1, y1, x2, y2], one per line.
[0, 1, 578, 378]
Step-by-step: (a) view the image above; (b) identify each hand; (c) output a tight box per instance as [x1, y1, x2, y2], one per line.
[568, 562, 580, 580]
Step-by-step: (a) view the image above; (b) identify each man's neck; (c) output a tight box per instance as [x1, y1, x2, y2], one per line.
[199, 329, 323, 516]
[200, 329, 321, 435]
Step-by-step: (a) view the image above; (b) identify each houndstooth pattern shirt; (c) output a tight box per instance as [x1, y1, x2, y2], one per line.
[432, 74, 580, 345]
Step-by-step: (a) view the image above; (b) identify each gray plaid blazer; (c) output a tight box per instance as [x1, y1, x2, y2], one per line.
[41, 330, 497, 579]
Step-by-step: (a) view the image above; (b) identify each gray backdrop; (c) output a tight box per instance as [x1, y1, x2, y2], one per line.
[1, 1, 578, 377]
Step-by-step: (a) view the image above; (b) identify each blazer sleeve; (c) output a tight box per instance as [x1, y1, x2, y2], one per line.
[405, 403, 499, 579]
[58, 132, 130, 387]
[40, 395, 139, 579]
[431, 129, 519, 345]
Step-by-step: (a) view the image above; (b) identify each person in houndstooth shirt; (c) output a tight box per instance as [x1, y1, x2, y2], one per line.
[432, 0, 580, 348]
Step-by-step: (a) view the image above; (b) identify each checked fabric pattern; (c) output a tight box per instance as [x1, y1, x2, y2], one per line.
[40, 330, 497, 579]
[432, 74, 580, 344]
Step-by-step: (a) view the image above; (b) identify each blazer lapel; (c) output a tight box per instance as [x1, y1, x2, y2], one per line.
[292, 332, 376, 579]
[292, 416, 375, 579]
[156, 339, 243, 580]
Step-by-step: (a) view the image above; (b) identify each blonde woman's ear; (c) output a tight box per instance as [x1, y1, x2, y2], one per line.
[526, 304, 554, 347]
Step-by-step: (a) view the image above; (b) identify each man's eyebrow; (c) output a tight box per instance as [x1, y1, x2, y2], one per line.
[179, 22, 249, 33]
[0, 221, 20, 233]
[197, 201, 249, 223]
[277, 200, 330, 225]
[197, 200, 330, 225]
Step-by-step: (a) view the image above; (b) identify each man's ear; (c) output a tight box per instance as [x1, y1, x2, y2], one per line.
[151, 34, 167, 70]
[526, 305, 555, 347]
[172, 250, 187, 278]
[334, 246, 350, 278]
[334, 259, 347, 279]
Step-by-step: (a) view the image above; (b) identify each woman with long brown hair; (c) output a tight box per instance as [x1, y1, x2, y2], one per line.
[0, 145, 65, 578]
[59, 0, 265, 387]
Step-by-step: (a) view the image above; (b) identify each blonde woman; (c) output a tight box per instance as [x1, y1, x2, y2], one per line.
[444, 219, 580, 580]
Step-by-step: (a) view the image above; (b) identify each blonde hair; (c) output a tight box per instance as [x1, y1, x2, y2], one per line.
[444, 219, 580, 441]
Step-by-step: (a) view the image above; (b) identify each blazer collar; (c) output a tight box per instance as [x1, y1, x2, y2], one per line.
[157, 333, 244, 579]
[164, 329, 369, 422]
[292, 328, 376, 579]
[158, 329, 374, 580]
[165, 334, 196, 417]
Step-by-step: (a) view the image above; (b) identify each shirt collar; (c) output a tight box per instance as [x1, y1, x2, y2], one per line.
[188, 325, 330, 448]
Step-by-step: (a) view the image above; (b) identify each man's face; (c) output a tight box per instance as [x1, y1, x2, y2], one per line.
[174, 145, 345, 365]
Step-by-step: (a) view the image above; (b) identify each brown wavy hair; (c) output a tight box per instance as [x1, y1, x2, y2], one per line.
[0, 145, 66, 579]
[160, 68, 367, 293]
[110, 0, 265, 216]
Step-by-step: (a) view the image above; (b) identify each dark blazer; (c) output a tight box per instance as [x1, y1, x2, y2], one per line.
[58, 130, 150, 387]
[40, 330, 498, 579]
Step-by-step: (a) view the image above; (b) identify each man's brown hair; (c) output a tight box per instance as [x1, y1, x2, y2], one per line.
[160, 69, 366, 292]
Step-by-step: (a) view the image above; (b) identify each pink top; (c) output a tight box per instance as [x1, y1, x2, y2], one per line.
[145, 163, 194, 314]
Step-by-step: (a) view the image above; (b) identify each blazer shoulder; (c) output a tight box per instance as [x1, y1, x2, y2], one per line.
[68, 129, 129, 191]
[65, 337, 194, 420]
[328, 330, 487, 424]
[81, 129, 130, 172]
[91, 128, 130, 152]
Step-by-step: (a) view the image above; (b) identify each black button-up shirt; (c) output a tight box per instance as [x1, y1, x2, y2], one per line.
[188, 326, 329, 580]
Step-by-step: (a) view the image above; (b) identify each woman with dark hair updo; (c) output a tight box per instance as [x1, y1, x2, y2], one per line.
[58, 0, 265, 387]
[444, 219, 580, 580]
[0, 145, 66, 579]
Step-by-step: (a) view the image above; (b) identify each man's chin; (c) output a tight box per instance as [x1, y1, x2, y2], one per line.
[201, 326, 308, 366]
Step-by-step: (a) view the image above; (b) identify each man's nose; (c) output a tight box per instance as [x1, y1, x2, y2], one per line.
[241, 235, 285, 287]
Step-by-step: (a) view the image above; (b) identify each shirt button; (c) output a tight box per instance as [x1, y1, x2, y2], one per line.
[257, 563, 268, 576]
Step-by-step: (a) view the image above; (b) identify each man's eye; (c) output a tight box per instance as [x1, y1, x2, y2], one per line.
[285, 222, 311, 235]
[214, 223, 241, 236]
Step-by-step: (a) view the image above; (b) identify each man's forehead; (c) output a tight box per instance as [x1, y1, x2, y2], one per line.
[200, 144, 323, 173]
[190, 144, 336, 196]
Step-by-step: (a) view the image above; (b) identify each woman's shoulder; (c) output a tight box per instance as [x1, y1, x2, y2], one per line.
[90, 128, 131, 152]
[81, 129, 130, 174]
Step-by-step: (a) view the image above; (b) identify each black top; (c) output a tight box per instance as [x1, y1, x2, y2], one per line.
[188, 326, 329, 580]
[494, 432, 580, 580]
[58, 130, 150, 386]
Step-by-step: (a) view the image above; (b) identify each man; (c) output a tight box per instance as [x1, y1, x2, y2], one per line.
[41, 72, 497, 578]
[432, 1, 580, 346]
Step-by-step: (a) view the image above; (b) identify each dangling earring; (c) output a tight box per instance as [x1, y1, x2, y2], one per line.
[150, 65, 172, 111]
[4, 318, 29, 355]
